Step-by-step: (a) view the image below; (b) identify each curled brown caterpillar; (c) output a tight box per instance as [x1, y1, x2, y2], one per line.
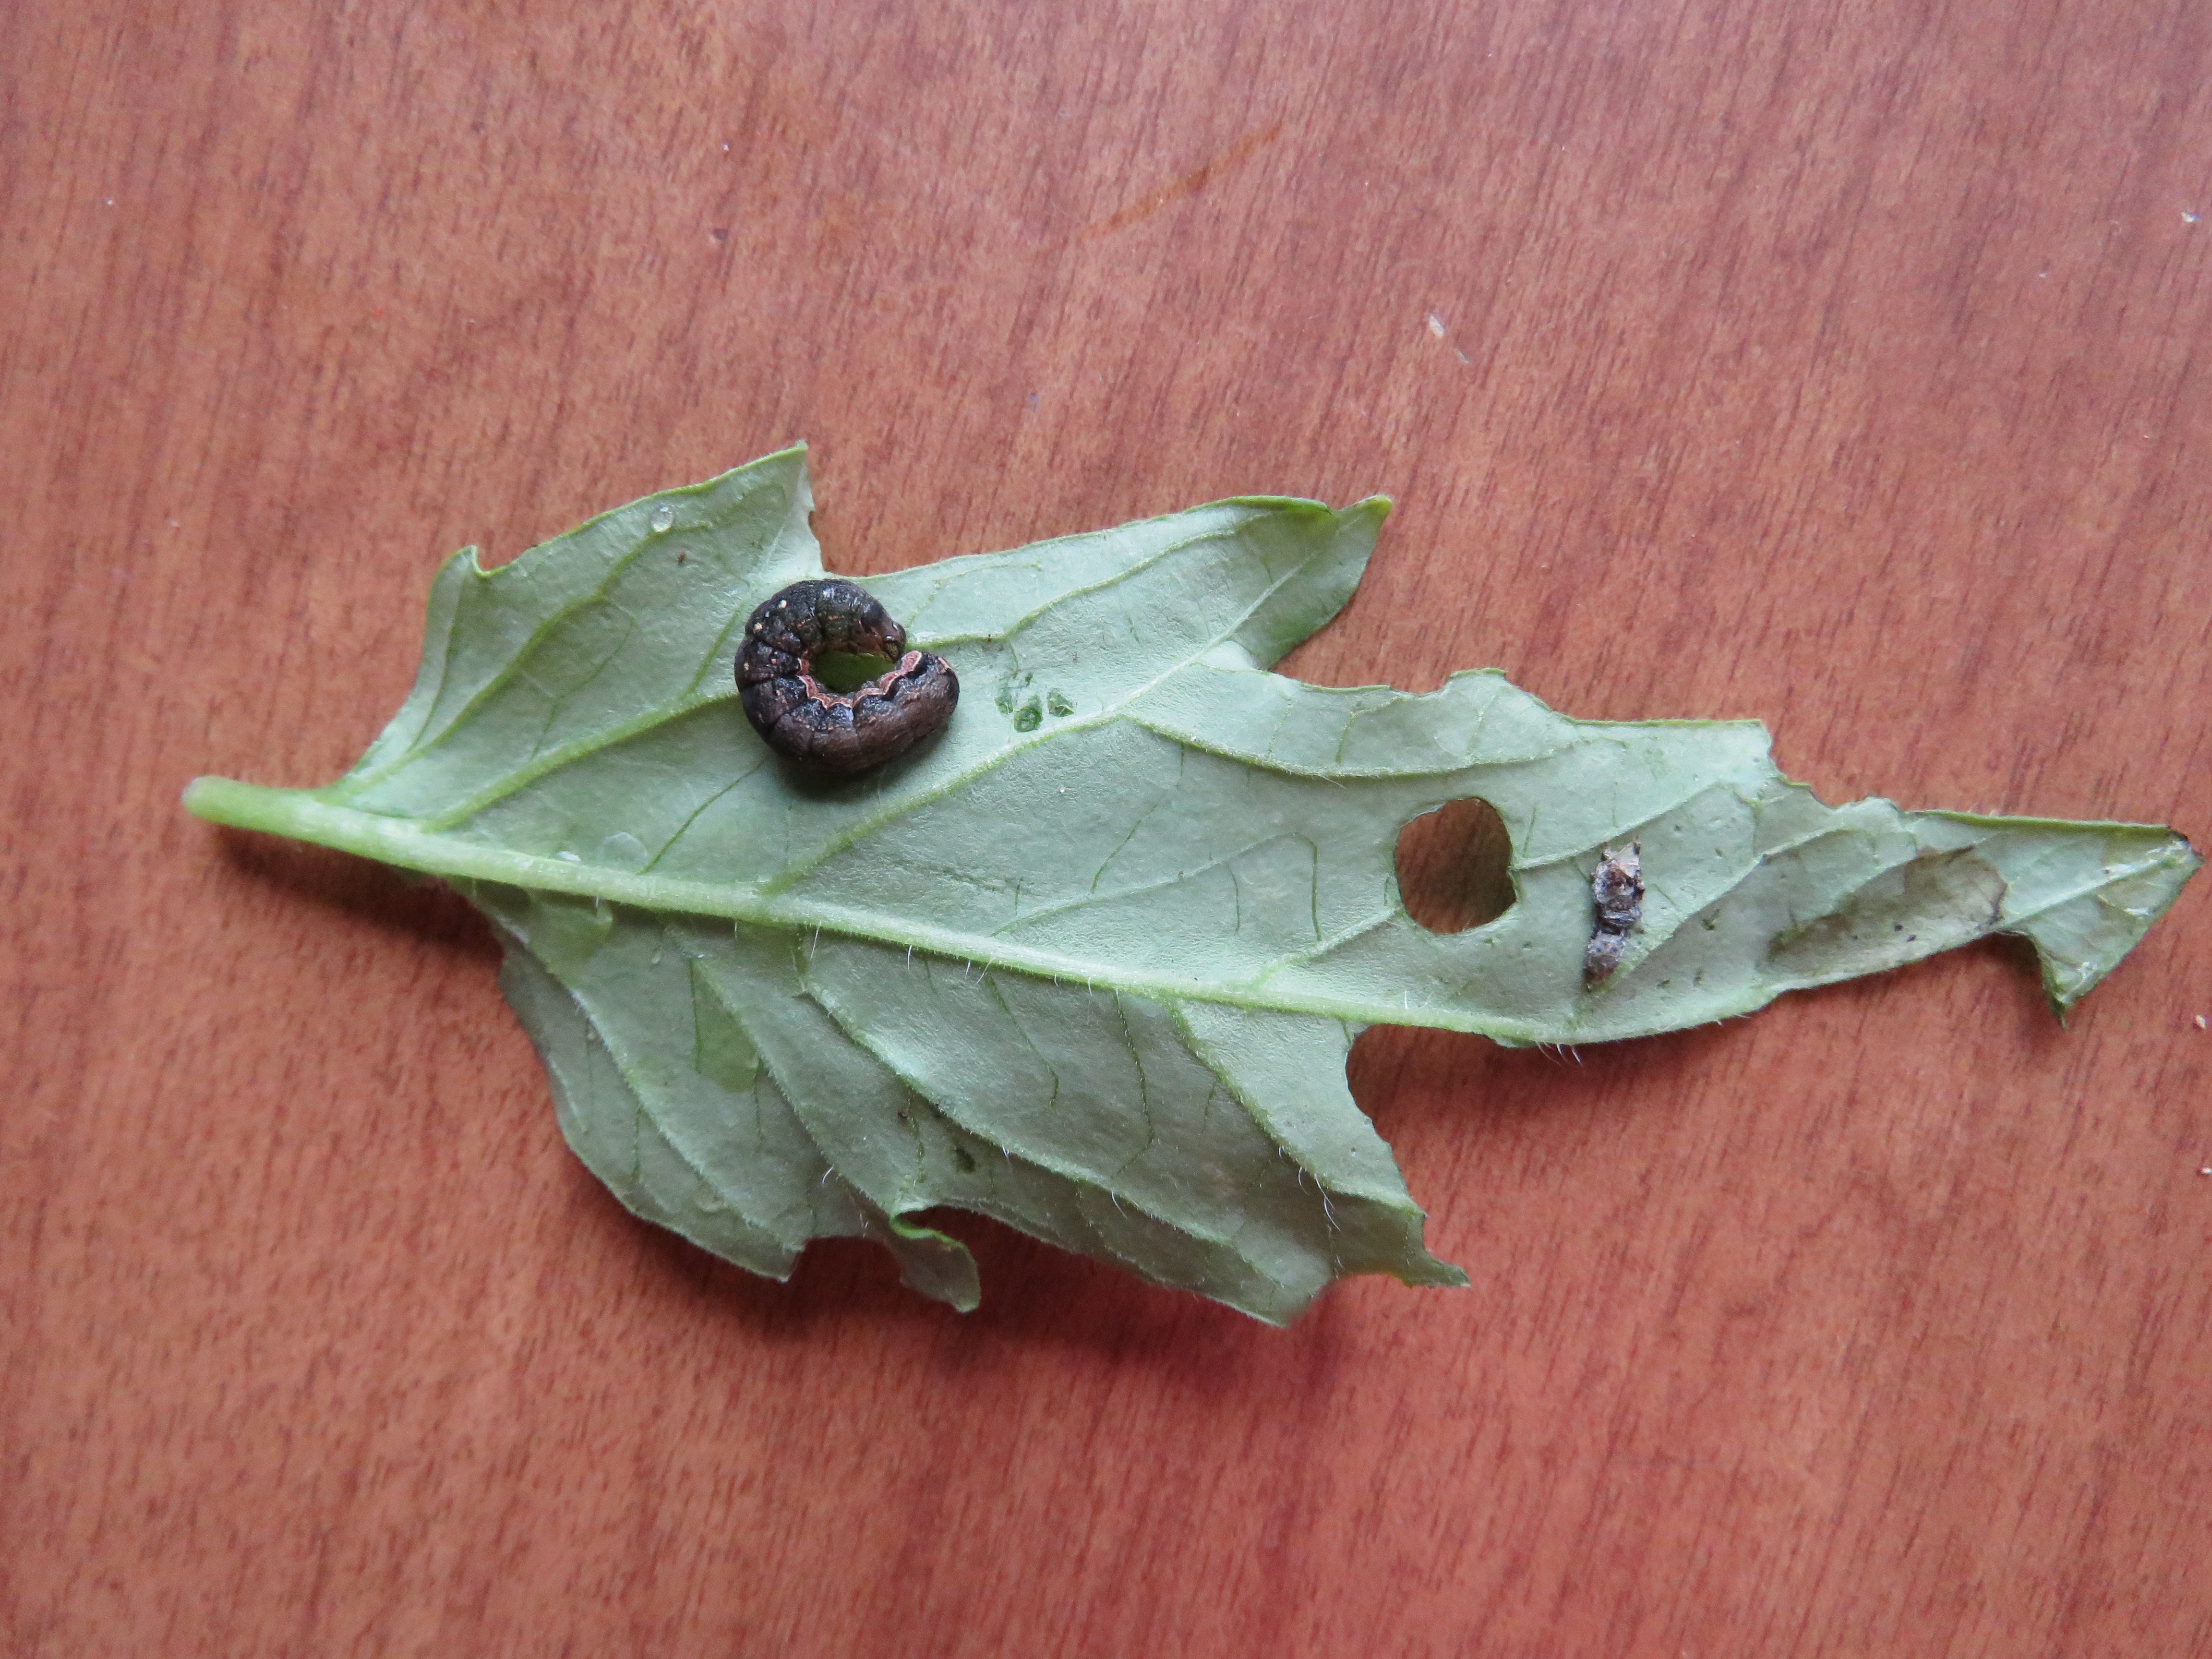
[735, 578, 959, 776]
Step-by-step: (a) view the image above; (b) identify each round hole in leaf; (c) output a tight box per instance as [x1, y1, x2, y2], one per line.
[1395, 796, 1515, 933]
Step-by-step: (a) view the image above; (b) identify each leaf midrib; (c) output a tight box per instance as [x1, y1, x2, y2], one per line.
[184, 771, 2186, 1039]
[181, 778, 1552, 1040]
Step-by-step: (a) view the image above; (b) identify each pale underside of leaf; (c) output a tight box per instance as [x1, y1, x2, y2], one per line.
[471, 883, 1458, 1323]
[185, 447, 2200, 1321]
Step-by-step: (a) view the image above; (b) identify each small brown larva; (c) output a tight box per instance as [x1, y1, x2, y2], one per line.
[1583, 841, 1643, 987]
[734, 579, 959, 776]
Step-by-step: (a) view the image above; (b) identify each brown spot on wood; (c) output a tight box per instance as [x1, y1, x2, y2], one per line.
[1081, 122, 1284, 240]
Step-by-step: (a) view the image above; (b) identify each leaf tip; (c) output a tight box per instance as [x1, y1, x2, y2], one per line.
[882, 1212, 983, 1312]
[2020, 827, 2201, 1021]
[1402, 1257, 1471, 1293]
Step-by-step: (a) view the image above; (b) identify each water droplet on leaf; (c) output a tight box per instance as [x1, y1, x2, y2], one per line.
[596, 831, 648, 872]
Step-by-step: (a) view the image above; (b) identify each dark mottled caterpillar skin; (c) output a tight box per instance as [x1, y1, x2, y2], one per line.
[735, 579, 959, 776]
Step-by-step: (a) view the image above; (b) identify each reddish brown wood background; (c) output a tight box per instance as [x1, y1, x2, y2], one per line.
[6, 1, 2210, 1653]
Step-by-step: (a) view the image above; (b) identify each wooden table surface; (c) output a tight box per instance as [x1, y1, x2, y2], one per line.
[7, 2, 2209, 1653]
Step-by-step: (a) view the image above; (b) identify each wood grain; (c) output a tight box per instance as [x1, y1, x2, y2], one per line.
[5, 1, 2209, 1653]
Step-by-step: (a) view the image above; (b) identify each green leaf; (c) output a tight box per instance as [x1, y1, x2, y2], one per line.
[184, 447, 2200, 1323]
